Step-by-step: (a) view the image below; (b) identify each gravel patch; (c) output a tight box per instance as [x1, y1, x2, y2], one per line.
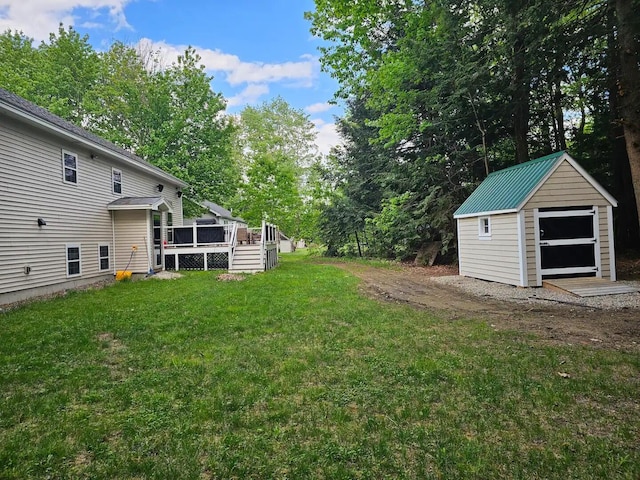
[431, 275, 640, 310]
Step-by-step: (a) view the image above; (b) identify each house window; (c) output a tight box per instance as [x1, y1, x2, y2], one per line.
[112, 168, 122, 194]
[66, 244, 81, 277]
[478, 216, 491, 239]
[62, 150, 78, 184]
[98, 244, 110, 271]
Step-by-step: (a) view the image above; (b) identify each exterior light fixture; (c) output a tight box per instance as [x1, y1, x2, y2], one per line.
[37, 218, 46, 227]
[157, 184, 164, 192]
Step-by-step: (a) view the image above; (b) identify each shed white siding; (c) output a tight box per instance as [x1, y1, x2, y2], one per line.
[523, 160, 613, 286]
[457, 213, 521, 286]
[0, 113, 183, 303]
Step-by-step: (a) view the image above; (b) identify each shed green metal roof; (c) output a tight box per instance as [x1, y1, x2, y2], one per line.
[453, 151, 566, 218]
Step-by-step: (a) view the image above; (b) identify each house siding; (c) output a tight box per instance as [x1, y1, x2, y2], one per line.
[523, 160, 613, 286]
[0, 114, 183, 303]
[457, 213, 521, 286]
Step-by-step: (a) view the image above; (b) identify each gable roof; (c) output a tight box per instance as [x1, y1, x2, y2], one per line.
[202, 200, 245, 222]
[0, 87, 187, 188]
[107, 197, 173, 212]
[453, 151, 617, 218]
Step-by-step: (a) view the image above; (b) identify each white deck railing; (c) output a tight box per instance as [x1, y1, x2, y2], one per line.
[162, 221, 279, 272]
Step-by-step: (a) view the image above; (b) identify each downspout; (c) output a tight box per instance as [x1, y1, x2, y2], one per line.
[111, 210, 116, 275]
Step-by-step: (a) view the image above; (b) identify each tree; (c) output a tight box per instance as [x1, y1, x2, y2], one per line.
[232, 98, 320, 235]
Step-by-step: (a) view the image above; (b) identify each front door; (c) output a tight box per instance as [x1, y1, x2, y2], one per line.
[152, 211, 163, 270]
[536, 207, 600, 279]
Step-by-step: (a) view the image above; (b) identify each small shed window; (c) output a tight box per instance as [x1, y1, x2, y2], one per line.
[478, 216, 491, 239]
[112, 168, 122, 194]
[66, 244, 81, 277]
[98, 244, 110, 271]
[62, 150, 78, 184]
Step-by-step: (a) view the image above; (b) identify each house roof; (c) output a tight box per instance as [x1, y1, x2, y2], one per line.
[0, 87, 187, 188]
[453, 151, 617, 218]
[202, 200, 245, 222]
[107, 197, 173, 212]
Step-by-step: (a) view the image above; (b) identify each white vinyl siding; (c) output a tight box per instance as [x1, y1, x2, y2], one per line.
[0, 115, 184, 301]
[523, 160, 613, 285]
[111, 210, 150, 274]
[458, 213, 521, 286]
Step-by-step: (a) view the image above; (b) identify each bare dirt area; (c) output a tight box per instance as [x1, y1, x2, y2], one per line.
[334, 263, 640, 352]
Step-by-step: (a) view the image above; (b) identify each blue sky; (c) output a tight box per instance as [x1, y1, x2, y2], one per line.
[0, 0, 341, 154]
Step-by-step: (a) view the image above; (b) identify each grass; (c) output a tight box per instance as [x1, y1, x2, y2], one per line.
[0, 251, 638, 479]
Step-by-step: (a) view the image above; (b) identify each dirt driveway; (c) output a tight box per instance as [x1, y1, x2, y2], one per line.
[335, 263, 640, 352]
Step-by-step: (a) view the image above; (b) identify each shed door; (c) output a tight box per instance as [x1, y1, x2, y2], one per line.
[536, 207, 601, 278]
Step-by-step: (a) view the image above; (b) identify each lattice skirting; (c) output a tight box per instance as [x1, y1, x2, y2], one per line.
[165, 252, 229, 271]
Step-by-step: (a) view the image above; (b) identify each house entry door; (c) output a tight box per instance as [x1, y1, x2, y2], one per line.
[152, 211, 163, 271]
[536, 207, 600, 278]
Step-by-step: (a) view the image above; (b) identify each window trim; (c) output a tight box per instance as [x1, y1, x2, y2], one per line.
[478, 216, 492, 239]
[112, 168, 122, 195]
[98, 244, 110, 272]
[66, 244, 82, 278]
[62, 150, 78, 185]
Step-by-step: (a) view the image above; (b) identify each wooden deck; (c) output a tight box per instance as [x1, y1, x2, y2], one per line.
[543, 278, 639, 297]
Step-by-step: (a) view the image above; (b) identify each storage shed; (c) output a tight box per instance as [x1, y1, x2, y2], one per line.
[453, 152, 618, 287]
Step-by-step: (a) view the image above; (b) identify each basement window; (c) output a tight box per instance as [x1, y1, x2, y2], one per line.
[478, 216, 491, 239]
[98, 244, 110, 271]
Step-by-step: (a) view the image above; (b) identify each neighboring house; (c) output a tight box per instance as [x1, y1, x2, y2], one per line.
[0, 87, 187, 304]
[184, 200, 246, 226]
[279, 232, 295, 253]
[453, 151, 618, 287]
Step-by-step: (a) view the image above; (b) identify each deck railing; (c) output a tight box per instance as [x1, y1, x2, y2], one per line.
[163, 221, 279, 272]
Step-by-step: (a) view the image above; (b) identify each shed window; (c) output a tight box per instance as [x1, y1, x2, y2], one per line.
[478, 216, 491, 238]
[98, 244, 110, 271]
[62, 150, 78, 184]
[66, 244, 81, 277]
[112, 168, 122, 194]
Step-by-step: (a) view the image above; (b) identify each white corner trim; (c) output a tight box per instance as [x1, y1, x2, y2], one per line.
[517, 210, 528, 287]
[533, 208, 542, 286]
[607, 205, 617, 281]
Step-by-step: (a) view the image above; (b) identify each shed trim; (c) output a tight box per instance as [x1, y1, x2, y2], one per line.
[454, 208, 518, 219]
[607, 205, 616, 281]
[517, 210, 528, 287]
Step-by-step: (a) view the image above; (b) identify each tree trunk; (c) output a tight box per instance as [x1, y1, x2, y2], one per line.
[554, 77, 566, 150]
[609, 0, 640, 248]
[512, 31, 530, 163]
[615, 0, 640, 226]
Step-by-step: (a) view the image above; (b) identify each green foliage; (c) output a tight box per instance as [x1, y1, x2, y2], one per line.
[231, 97, 320, 234]
[309, 0, 640, 258]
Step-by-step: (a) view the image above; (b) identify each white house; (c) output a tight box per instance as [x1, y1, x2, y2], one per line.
[453, 151, 618, 287]
[0, 87, 187, 304]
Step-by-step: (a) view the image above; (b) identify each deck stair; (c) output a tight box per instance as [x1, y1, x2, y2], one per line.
[229, 245, 263, 273]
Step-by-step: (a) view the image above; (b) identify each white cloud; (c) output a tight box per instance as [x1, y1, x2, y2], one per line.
[226, 84, 269, 107]
[0, 1, 131, 41]
[305, 102, 334, 114]
[137, 38, 317, 87]
[312, 118, 341, 156]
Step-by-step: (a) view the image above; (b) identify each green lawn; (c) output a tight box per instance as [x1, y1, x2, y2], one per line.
[1, 253, 638, 479]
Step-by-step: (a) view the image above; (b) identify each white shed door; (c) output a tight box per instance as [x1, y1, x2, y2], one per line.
[535, 207, 601, 278]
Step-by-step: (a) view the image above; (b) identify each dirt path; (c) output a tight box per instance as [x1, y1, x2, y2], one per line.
[334, 263, 640, 352]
